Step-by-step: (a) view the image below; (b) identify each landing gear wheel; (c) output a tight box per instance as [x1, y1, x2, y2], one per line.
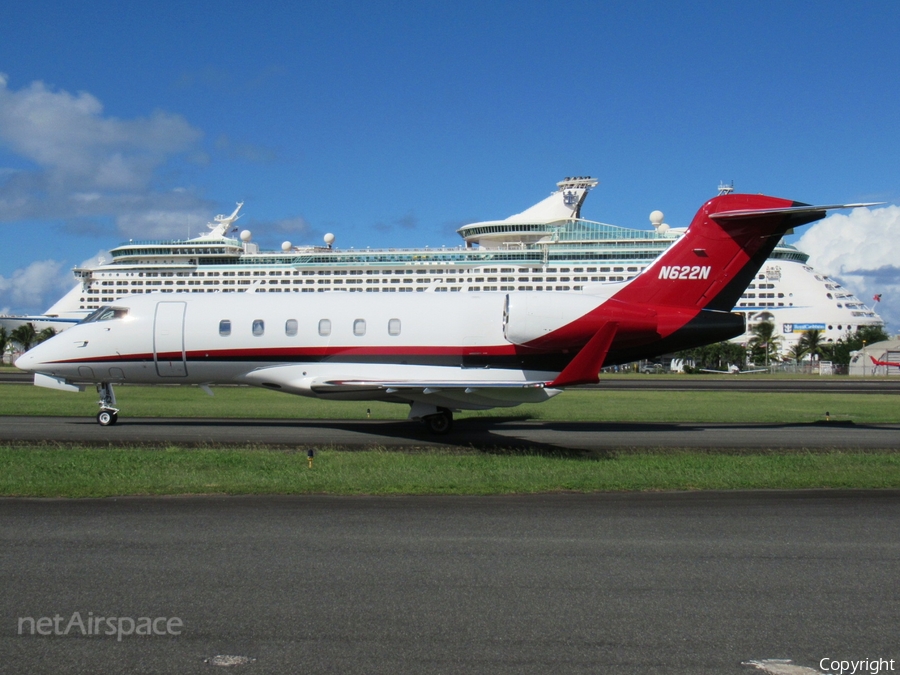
[97, 410, 118, 426]
[424, 409, 453, 435]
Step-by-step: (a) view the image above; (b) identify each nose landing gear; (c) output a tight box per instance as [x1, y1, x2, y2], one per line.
[96, 382, 119, 426]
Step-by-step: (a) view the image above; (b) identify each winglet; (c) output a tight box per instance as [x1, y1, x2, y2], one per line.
[548, 322, 618, 388]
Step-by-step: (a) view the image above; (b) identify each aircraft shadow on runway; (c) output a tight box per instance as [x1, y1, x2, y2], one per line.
[93, 415, 894, 458]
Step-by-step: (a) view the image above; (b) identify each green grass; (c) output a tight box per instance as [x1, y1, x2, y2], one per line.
[1, 383, 898, 424]
[2, 446, 900, 497]
[2, 382, 898, 497]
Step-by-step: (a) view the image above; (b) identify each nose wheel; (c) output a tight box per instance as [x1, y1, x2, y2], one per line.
[97, 409, 118, 426]
[96, 382, 119, 426]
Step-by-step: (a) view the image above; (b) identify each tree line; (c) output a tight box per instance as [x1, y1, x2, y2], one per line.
[675, 322, 890, 371]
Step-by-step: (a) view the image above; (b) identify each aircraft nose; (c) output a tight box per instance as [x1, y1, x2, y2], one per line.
[15, 341, 50, 373]
[14, 348, 38, 372]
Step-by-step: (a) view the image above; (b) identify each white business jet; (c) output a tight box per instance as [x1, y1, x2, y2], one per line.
[16, 193, 870, 433]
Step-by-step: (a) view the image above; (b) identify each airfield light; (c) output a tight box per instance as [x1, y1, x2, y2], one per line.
[307, 449, 315, 469]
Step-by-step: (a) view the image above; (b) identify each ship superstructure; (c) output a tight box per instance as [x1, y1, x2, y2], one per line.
[30, 178, 884, 354]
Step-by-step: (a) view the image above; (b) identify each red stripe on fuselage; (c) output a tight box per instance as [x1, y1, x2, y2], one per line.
[40, 344, 524, 366]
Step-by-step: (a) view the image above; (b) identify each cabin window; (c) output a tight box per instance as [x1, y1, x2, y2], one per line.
[285, 319, 298, 336]
[219, 320, 231, 336]
[318, 319, 331, 336]
[353, 319, 366, 336]
[252, 319, 265, 336]
[388, 318, 401, 336]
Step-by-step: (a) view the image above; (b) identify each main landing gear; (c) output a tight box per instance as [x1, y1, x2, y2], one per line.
[423, 408, 453, 435]
[96, 382, 119, 426]
[407, 402, 455, 435]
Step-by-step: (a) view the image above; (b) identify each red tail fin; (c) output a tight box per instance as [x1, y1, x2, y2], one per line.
[613, 194, 828, 311]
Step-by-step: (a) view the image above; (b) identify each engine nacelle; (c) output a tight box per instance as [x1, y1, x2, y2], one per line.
[503, 293, 600, 346]
[504, 292, 667, 351]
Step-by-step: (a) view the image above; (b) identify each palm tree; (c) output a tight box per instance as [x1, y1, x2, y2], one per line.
[35, 327, 57, 344]
[799, 328, 827, 362]
[10, 323, 37, 352]
[800, 328, 825, 356]
[0, 327, 9, 363]
[749, 320, 781, 367]
[788, 341, 807, 369]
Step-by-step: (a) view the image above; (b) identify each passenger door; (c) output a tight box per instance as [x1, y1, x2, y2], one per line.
[154, 301, 187, 377]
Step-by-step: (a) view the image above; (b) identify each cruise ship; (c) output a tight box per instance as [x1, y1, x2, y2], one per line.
[7, 178, 884, 354]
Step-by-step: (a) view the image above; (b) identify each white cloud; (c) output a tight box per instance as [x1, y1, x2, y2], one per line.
[116, 207, 211, 240]
[0, 259, 72, 313]
[795, 205, 900, 332]
[0, 73, 212, 238]
[0, 73, 200, 190]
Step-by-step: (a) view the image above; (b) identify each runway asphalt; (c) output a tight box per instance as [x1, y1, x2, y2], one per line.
[2, 415, 899, 451]
[2, 491, 898, 674]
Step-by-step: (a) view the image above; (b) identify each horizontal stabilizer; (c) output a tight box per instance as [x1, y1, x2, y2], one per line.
[710, 202, 882, 221]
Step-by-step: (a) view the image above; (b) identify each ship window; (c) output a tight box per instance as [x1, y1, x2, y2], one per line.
[285, 319, 298, 336]
[219, 320, 231, 336]
[388, 318, 401, 336]
[252, 319, 265, 336]
[353, 319, 366, 336]
[318, 319, 331, 336]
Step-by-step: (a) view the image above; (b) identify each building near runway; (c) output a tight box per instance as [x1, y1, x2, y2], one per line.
[849, 339, 900, 375]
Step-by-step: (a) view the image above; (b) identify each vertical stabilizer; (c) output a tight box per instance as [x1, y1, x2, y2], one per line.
[612, 194, 827, 312]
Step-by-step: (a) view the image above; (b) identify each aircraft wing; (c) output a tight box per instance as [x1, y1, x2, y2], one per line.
[698, 368, 768, 374]
[241, 366, 561, 409]
[308, 378, 559, 409]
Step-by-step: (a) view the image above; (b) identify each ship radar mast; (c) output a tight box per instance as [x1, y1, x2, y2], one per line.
[198, 201, 244, 239]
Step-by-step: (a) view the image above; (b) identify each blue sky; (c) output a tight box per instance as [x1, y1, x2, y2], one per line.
[1, 0, 899, 327]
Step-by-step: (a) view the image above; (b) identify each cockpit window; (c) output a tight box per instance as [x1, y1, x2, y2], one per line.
[81, 306, 129, 323]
